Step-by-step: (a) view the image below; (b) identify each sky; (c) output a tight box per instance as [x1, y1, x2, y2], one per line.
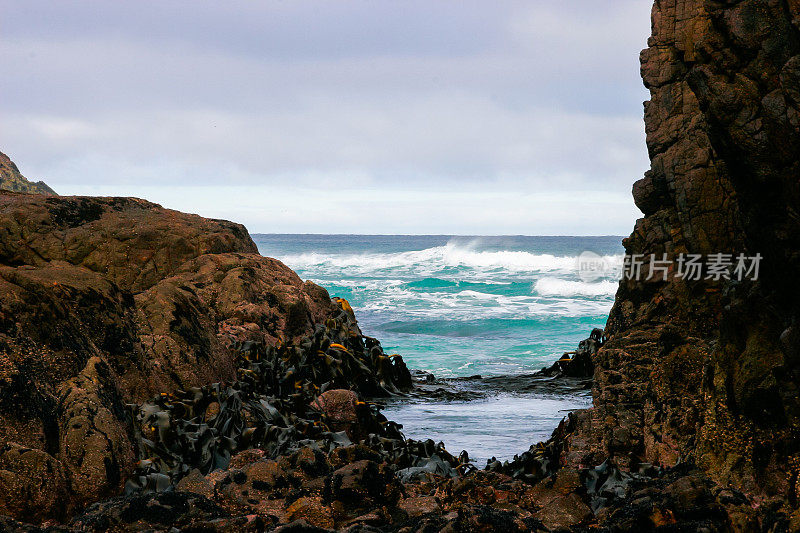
[0, 1, 652, 235]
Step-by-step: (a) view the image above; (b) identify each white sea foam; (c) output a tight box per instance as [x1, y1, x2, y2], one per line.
[534, 277, 618, 297]
[454, 290, 500, 300]
[281, 242, 623, 279]
[285, 241, 620, 324]
[350, 284, 613, 319]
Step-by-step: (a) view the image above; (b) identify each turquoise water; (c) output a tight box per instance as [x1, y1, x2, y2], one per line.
[253, 235, 624, 462]
[254, 235, 623, 377]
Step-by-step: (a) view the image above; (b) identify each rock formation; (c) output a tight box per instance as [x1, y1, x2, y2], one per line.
[0, 152, 56, 195]
[538, 328, 603, 378]
[0, 190, 338, 520]
[561, 0, 800, 520]
[2, 0, 800, 529]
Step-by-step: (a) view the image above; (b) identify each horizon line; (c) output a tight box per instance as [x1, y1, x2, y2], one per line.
[249, 233, 628, 238]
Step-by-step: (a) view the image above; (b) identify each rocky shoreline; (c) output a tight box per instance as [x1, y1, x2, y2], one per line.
[0, 186, 752, 532]
[2, 0, 800, 530]
[0, 188, 611, 531]
[0, 304, 764, 532]
[0, 190, 339, 521]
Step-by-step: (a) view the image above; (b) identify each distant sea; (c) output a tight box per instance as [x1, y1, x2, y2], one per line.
[253, 235, 625, 463]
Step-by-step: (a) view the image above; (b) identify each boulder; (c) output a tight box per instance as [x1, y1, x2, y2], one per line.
[535, 493, 592, 530]
[286, 496, 334, 529]
[310, 389, 359, 425]
[0, 188, 339, 522]
[0, 443, 70, 522]
[324, 460, 401, 511]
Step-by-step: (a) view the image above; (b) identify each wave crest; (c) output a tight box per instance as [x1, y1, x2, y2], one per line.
[281, 242, 623, 278]
[534, 277, 618, 297]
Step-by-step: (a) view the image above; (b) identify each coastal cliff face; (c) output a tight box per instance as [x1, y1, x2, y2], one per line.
[0, 152, 56, 195]
[0, 191, 337, 520]
[567, 0, 800, 510]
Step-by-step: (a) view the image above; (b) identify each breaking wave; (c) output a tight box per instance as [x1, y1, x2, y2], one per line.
[282, 242, 622, 280]
[258, 235, 624, 378]
[533, 278, 618, 297]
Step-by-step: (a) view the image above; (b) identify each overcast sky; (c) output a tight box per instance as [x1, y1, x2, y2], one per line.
[0, 1, 652, 235]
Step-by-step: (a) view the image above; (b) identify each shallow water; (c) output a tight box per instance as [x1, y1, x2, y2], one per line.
[254, 234, 621, 460]
[380, 373, 593, 464]
[381, 394, 588, 465]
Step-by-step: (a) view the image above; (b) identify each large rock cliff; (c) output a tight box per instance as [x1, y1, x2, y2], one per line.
[565, 0, 800, 512]
[0, 191, 337, 520]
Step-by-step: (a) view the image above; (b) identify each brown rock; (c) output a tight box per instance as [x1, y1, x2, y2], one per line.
[286, 496, 334, 529]
[244, 458, 290, 489]
[0, 193, 255, 293]
[0, 186, 340, 523]
[570, 0, 800, 517]
[175, 469, 215, 499]
[69, 490, 238, 532]
[551, 468, 582, 495]
[327, 444, 383, 469]
[397, 495, 440, 518]
[212, 457, 299, 521]
[56, 356, 134, 509]
[310, 389, 359, 424]
[535, 492, 592, 530]
[0, 443, 70, 522]
[229, 449, 268, 470]
[325, 460, 401, 511]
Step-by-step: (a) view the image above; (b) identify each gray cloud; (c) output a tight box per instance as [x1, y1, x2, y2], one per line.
[0, 0, 652, 234]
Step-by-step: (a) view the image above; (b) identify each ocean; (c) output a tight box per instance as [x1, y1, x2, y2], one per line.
[253, 235, 625, 463]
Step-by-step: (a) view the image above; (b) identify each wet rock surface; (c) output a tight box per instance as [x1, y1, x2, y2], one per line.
[124, 305, 417, 491]
[403, 370, 591, 403]
[537, 328, 604, 379]
[2, 314, 752, 532]
[0, 223, 764, 532]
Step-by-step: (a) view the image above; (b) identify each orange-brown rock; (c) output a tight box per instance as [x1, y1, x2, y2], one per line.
[0, 187, 338, 521]
[566, 0, 800, 521]
[309, 389, 366, 439]
[286, 496, 334, 529]
[0, 443, 70, 522]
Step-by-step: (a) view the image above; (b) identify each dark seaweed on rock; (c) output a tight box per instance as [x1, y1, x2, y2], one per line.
[537, 328, 603, 379]
[485, 410, 577, 484]
[125, 300, 456, 492]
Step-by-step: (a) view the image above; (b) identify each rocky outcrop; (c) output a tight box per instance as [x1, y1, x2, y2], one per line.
[125, 308, 414, 495]
[0, 189, 338, 520]
[538, 328, 604, 378]
[0, 152, 56, 195]
[564, 0, 800, 520]
[3, 0, 799, 527]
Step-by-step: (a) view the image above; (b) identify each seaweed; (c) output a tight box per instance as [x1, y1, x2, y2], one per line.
[124, 300, 455, 493]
